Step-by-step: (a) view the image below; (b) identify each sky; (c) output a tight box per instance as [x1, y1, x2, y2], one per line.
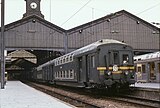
[0, 0, 160, 29]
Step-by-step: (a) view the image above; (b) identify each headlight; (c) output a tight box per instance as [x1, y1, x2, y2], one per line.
[131, 75, 135, 78]
[125, 71, 129, 75]
[107, 71, 112, 75]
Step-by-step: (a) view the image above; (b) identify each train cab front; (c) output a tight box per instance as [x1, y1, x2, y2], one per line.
[104, 65, 135, 88]
[98, 49, 135, 89]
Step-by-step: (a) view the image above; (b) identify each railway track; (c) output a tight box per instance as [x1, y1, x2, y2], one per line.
[24, 81, 160, 108]
[83, 89, 160, 108]
[108, 94, 160, 108]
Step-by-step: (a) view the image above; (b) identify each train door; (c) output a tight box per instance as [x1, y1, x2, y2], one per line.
[78, 57, 83, 82]
[149, 62, 156, 81]
[136, 64, 142, 82]
[52, 65, 54, 81]
[87, 53, 98, 83]
[78, 56, 89, 84]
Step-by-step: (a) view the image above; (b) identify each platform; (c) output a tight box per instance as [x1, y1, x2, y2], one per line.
[0, 81, 74, 108]
[131, 82, 160, 89]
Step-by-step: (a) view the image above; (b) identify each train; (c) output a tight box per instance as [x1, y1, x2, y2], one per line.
[134, 51, 160, 83]
[29, 39, 135, 89]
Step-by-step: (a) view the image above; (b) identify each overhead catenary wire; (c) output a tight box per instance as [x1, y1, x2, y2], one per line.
[61, 0, 92, 26]
[78, 1, 160, 43]
[49, 0, 51, 21]
[136, 2, 160, 15]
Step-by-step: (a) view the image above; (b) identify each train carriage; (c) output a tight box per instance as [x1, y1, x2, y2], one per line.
[33, 39, 135, 89]
[134, 51, 160, 83]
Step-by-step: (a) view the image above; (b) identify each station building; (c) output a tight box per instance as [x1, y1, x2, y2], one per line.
[0, 0, 159, 80]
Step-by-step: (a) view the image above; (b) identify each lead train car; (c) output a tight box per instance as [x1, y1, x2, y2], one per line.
[32, 39, 135, 89]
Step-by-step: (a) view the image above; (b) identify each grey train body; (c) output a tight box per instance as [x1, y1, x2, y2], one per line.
[31, 39, 135, 89]
[134, 52, 160, 83]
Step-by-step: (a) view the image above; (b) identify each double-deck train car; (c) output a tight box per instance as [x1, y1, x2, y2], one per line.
[31, 39, 135, 89]
[134, 51, 160, 83]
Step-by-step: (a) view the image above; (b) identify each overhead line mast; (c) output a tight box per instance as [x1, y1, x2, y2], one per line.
[1, 0, 5, 89]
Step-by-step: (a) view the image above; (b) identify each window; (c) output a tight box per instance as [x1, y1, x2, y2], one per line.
[57, 59, 59, 65]
[67, 70, 69, 78]
[58, 71, 60, 78]
[69, 69, 74, 79]
[63, 57, 65, 63]
[69, 55, 72, 61]
[63, 71, 65, 78]
[64, 71, 67, 78]
[66, 56, 69, 62]
[91, 55, 95, 68]
[113, 52, 119, 64]
[60, 58, 63, 64]
[70, 70, 73, 79]
[69, 54, 74, 61]
[123, 54, 129, 64]
[137, 67, 141, 72]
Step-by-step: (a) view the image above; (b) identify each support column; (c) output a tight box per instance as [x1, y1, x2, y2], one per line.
[64, 32, 68, 54]
[1, 0, 5, 89]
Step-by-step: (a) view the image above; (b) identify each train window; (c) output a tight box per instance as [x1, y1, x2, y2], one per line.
[65, 57, 67, 62]
[59, 71, 61, 78]
[63, 57, 65, 63]
[57, 60, 60, 65]
[69, 54, 74, 61]
[54, 61, 56, 66]
[67, 70, 69, 78]
[64, 71, 67, 78]
[60, 58, 63, 64]
[91, 56, 95, 68]
[58, 59, 60, 64]
[66, 56, 69, 62]
[113, 52, 119, 64]
[69, 55, 72, 61]
[123, 54, 129, 64]
[137, 67, 141, 72]
[63, 71, 65, 78]
[70, 70, 74, 79]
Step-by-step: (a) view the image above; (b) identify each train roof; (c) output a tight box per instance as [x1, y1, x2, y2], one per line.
[134, 51, 160, 61]
[69, 39, 127, 55]
[37, 59, 55, 70]
[37, 39, 128, 69]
